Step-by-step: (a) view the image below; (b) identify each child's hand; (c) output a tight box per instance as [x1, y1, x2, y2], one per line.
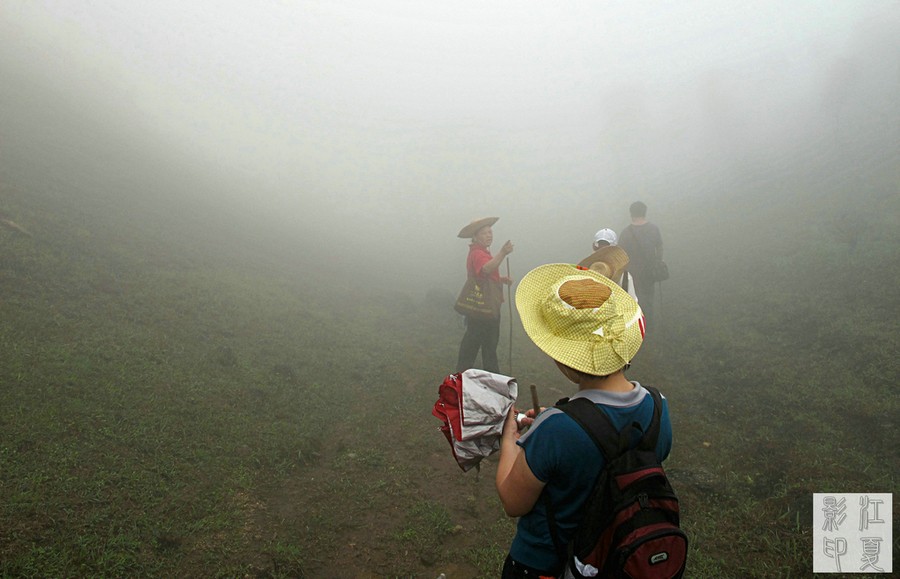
[515, 407, 545, 429]
[503, 408, 522, 440]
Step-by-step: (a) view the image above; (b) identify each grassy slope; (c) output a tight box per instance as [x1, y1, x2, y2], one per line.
[1, 156, 525, 579]
[2, 154, 899, 579]
[645, 161, 900, 577]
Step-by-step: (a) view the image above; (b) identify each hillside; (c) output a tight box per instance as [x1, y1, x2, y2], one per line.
[2, 65, 899, 576]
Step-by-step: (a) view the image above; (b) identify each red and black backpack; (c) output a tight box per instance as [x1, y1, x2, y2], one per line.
[544, 386, 688, 579]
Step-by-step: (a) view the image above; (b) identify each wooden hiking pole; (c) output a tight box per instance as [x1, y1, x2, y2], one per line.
[506, 257, 513, 375]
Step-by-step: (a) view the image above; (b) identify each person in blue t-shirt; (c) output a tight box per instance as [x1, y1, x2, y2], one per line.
[495, 263, 673, 578]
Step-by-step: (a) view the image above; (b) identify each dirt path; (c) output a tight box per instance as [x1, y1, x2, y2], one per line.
[245, 337, 508, 579]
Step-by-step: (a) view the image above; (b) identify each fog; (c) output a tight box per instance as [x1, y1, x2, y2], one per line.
[3, 3, 900, 576]
[2, 0, 899, 292]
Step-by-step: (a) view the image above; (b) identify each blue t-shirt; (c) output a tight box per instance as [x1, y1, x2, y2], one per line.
[509, 382, 672, 572]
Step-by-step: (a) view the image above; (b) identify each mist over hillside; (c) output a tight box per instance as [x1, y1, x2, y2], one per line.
[2, 3, 900, 578]
[2, 1, 898, 299]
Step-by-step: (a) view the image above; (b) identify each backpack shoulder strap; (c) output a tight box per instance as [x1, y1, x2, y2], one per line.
[627, 223, 654, 262]
[637, 386, 663, 452]
[465, 249, 477, 278]
[559, 388, 663, 454]
[543, 396, 635, 568]
[544, 397, 622, 566]
[555, 397, 622, 463]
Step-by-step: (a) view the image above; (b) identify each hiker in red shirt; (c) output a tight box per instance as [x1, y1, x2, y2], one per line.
[455, 217, 514, 374]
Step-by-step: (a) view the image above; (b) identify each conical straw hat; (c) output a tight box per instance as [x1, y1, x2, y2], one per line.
[458, 217, 499, 238]
[577, 245, 629, 283]
[589, 262, 613, 278]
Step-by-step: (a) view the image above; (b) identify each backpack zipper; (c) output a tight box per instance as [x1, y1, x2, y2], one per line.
[638, 493, 650, 509]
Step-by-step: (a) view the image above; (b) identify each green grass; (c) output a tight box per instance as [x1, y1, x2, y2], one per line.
[2, 167, 899, 578]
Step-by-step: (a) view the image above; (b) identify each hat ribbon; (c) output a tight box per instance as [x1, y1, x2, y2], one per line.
[589, 309, 631, 369]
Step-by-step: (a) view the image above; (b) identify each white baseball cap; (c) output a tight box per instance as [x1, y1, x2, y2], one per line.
[592, 228, 618, 249]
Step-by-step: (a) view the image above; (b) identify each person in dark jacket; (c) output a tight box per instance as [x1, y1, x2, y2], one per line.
[618, 201, 663, 327]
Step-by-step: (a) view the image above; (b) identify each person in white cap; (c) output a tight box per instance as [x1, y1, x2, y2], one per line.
[590, 228, 636, 301]
[592, 228, 618, 250]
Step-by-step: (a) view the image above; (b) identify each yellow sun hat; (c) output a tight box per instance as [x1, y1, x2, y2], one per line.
[515, 264, 645, 376]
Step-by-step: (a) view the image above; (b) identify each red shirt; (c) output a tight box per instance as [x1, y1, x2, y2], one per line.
[467, 244, 504, 302]
[466, 244, 501, 281]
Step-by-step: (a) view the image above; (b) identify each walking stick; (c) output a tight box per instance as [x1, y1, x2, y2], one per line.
[506, 257, 513, 375]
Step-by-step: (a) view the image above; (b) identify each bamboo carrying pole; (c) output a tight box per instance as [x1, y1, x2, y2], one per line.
[506, 257, 513, 375]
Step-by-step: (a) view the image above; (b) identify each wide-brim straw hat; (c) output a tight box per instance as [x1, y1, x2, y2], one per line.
[458, 217, 499, 239]
[577, 246, 629, 282]
[516, 264, 644, 376]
